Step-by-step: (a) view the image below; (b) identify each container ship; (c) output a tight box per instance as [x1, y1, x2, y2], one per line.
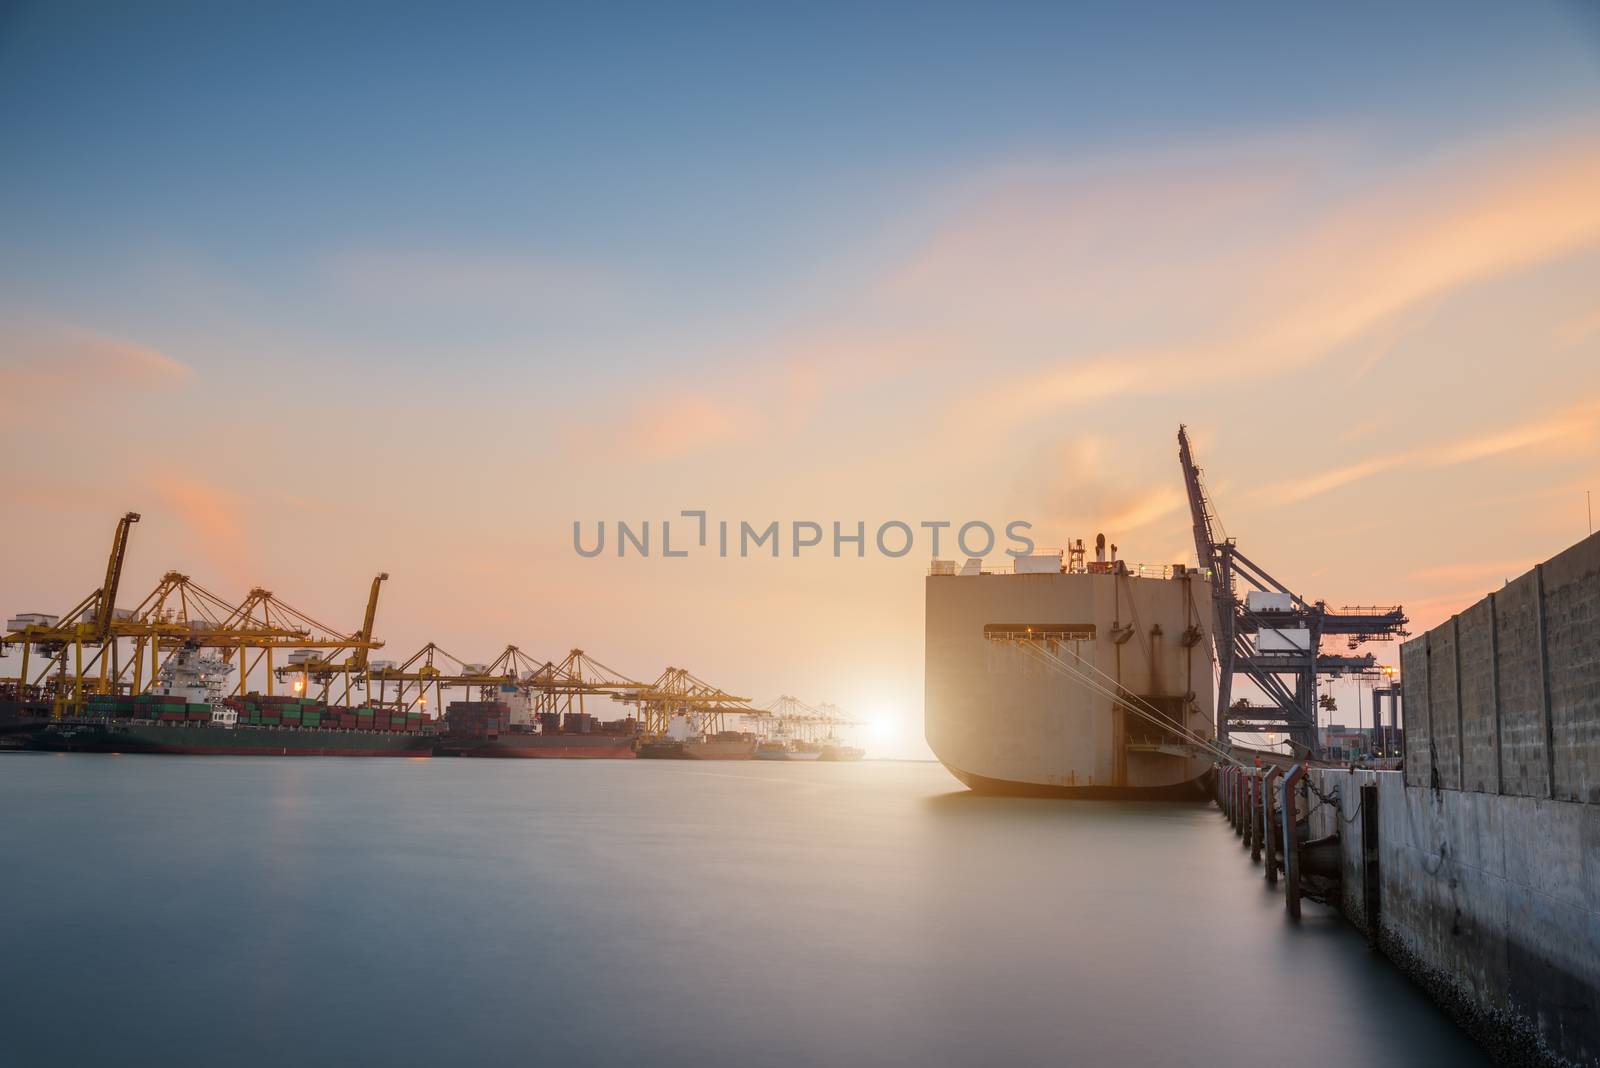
[754, 737, 823, 761]
[435, 692, 639, 758]
[20, 647, 436, 757]
[637, 714, 756, 759]
[924, 541, 1215, 799]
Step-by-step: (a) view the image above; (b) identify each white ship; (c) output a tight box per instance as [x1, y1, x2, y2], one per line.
[924, 539, 1216, 799]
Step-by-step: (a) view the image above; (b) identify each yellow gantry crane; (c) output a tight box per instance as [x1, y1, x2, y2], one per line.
[3, 512, 151, 715]
[2, 514, 398, 716]
[523, 649, 647, 721]
[367, 642, 548, 715]
[624, 666, 750, 735]
[267, 574, 388, 704]
[5, 512, 789, 733]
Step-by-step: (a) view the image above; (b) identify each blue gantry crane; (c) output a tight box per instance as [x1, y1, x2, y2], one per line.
[1177, 426, 1408, 752]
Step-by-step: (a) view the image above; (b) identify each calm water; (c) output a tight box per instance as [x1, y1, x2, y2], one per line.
[1, 755, 1484, 1067]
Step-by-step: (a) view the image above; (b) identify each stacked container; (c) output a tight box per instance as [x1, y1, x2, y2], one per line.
[445, 701, 509, 738]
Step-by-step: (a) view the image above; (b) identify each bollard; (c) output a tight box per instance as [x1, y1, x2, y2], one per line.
[1235, 768, 1246, 835]
[1263, 766, 1282, 886]
[1249, 772, 1261, 862]
[1237, 769, 1247, 838]
[1361, 780, 1381, 943]
[1282, 764, 1306, 920]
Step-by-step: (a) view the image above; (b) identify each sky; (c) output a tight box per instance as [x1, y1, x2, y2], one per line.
[2, 2, 1598, 757]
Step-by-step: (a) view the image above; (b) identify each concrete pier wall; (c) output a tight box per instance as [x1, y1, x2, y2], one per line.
[1308, 769, 1599, 1065]
[1320, 530, 1600, 1063]
[1403, 531, 1600, 802]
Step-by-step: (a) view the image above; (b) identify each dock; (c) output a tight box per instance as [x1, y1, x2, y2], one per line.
[1218, 530, 1600, 1066]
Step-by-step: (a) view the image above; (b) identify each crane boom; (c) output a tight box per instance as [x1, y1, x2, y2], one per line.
[1177, 427, 1215, 575]
[93, 512, 140, 641]
[350, 573, 388, 672]
[1176, 425, 1407, 752]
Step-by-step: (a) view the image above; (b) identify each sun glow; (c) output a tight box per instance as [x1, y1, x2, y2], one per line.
[865, 703, 902, 745]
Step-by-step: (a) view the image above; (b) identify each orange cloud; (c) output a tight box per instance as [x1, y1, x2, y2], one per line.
[947, 132, 1600, 429]
[151, 472, 252, 586]
[1554, 306, 1600, 349]
[559, 327, 943, 463]
[1099, 487, 1187, 533]
[0, 326, 190, 417]
[616, 390, 747, 461]
[1261, 399, 1600, 503]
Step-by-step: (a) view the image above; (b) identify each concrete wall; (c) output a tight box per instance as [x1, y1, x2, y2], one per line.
[1402, 637, 1431, 789]
[1428, 619, 1463, 790]
[1364, 533, 1600, 1061]
[1309, 769, 1600, 1065]
[1496, 569, 1549, 797]
[1403, 531, 1600, 803]
[1544, 537, 1600, 804]
[1458, 599, 1499, 794]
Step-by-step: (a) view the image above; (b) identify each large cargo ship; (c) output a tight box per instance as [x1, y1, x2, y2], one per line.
[19, 647, 436, 757]
[24, 719, 435, 757]
[637, 715, 756, 759]
[436, 697, 639, 758]
[924, 543, 1215, 799]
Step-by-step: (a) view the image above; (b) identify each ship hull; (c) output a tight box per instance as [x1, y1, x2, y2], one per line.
[924, 566, 1217, 799]
[943, 762, 1213, 801]
[638, 737, 756, 760]
[436, 734, 636, 759]
[22, 722, 434, 757]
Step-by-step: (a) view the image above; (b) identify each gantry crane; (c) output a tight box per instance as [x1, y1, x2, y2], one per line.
[3, 512, 150, 715]
[745, 696, 863, 746]
[268, 574, 388, 704]
[523, 649, 648, 721]
[625, 667, 750, 735]
[1177, 426, 1408, 750]
[368, 642, 546, 714]
[749, 694, 824, 741]
[814, 701, 863, 743]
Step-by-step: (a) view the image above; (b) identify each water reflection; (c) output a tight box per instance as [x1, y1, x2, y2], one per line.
[0, 755, 1484, 1067]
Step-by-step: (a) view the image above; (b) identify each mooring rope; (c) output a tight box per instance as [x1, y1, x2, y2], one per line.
[1008, 638, 1242, 767]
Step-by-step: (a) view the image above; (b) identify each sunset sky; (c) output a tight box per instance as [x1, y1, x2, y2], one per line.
[2, 3, 1598, 756]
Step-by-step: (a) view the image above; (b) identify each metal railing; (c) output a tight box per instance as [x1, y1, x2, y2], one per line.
[929, 560, 1209, 580]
